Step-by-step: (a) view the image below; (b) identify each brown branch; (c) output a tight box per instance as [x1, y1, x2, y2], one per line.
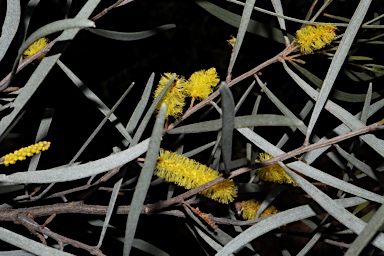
[16, 212, 105, 256]
[45, 166, 122, 200]
[166, 44, 296, 131]
[0, 39, 57, 90]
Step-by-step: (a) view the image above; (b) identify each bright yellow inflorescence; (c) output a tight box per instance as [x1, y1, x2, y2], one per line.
[184, 68, 220, 101]
[238, 199, 279, 220]
[256, 152, 298, 186]
[153, 68, 220, 118]
[155, 149, 238, 204]
[23, 37, 49, 60]
[1, 141, 51, 167]
[295, 24, 337, 55]
[153, 73, 187, 118]
[227, 35, 236, 48]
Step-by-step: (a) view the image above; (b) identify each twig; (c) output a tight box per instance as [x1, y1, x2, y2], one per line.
[166, 44, 295, 131]
[16, 213, 105, 256]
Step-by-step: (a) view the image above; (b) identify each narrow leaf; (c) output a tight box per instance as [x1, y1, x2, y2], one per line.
[291, 62, 382, 103]
[69, 82, 135, 165]
[257, 76, 307, 135]
[0, 139, 149, 184]
[335, 144, 377, 180]
[0, 0, 20, 61]
[17, 18, 95, 64]
[216, 197, 368, 255]
[132, 239, 170, 256]
[126, 73, 155, 134]
[0, 227, 73, 256]
[346, 204, 384, 255]
[123, 104, 166, 255]
[0, 184, 24, 195]
[89, 24, 176, 41]
[234, 81, 255, 113]
[282, 166, 384, 251]
[305, 0, 372, 142]
[28, 108, 54, 172]
[130, 74, 175, 146]
[195, 0, 292, 44]
[97, 178, 123, 248]
[227, 0, 257, 77]
[220, 83, 235, 176]
[167, 114, 303, 134]
[57, 60, 132, 142]
[361, 83, 372, 125]
[22, 0, 41, 39]
[183, 141, 216, 158]
[270, 0, 288, 44]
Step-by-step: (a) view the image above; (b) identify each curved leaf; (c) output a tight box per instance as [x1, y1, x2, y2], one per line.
[0, 227, 73, 256]
[0, 0, 20, 61]
[18, 18, 95, 61]
[89, 24, 176, 41]
[283, 167, 384, 251]
[291, 62, 383, 103]
[195, 0, 292, 44]
[167, 114, 303, 134]
[0, 139, 149, 184]
[216, 197, 368, 255]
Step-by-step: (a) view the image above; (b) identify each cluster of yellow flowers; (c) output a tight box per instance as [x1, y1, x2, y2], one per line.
[155, 149, 238, 204]
[23, 37, 49, 61]
[256, 152, 298, 186]
[153, 68, 220, 119]
[237, 199, 279, 220]
[1, 141, 51, 167]
[295, 24, 337, 55]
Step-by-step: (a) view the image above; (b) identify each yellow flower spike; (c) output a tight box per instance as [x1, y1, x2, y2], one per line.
[23, 37, 49, 60]
[295, 24, 337, 55]
[153, 73, 187, 119]
[237, 199, 279, 220]
[256, 152, 298, 186]
[185, 68, 220, 102]
[1, 141, 51, 167]
[155, 149, 238, 204]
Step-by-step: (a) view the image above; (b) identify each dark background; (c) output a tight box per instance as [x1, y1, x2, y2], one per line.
[1, 0, 384, 255]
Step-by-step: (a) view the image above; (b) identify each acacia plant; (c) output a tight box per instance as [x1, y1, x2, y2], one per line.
[0, 0, 384, 255]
